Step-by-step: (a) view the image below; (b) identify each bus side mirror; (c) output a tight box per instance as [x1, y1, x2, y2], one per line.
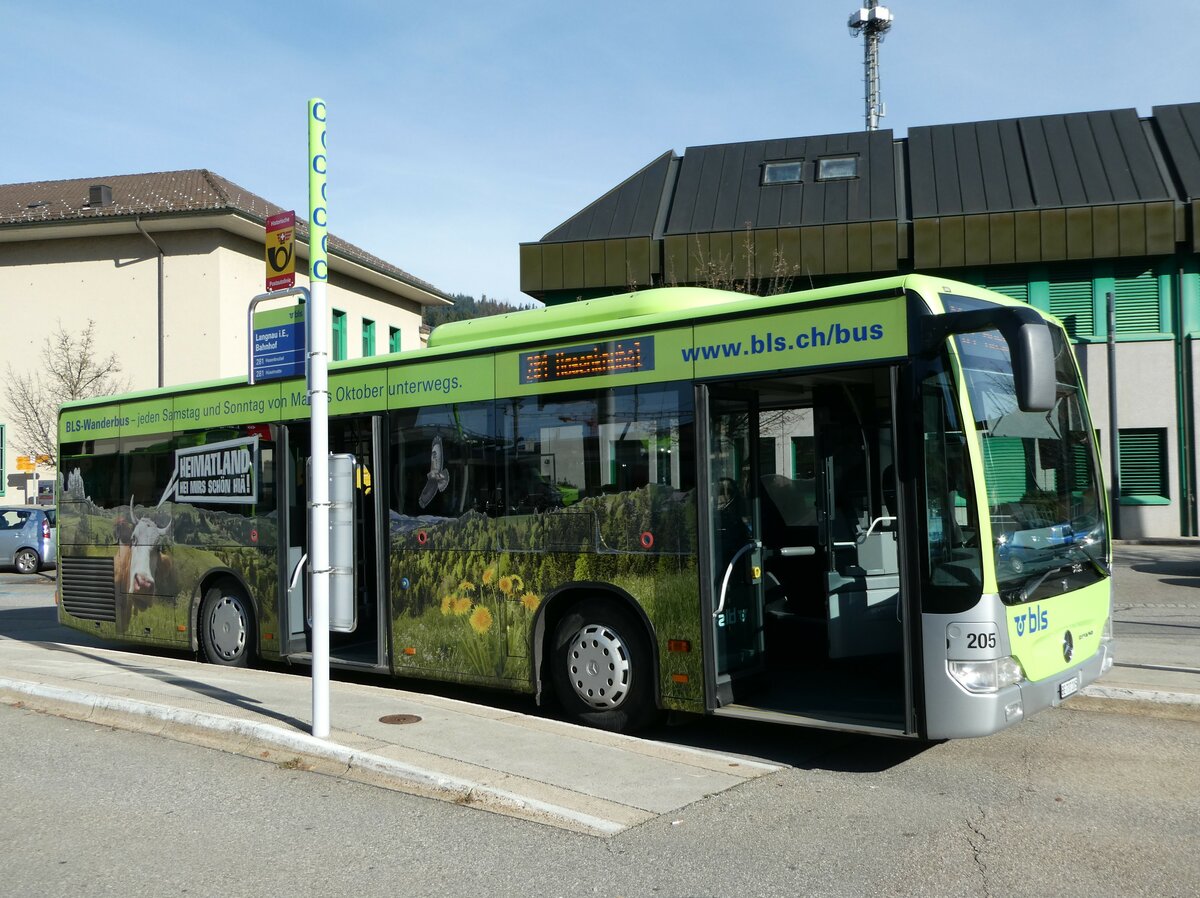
[1005, 316, 1055, 413]
[921, 306, 1056, 413]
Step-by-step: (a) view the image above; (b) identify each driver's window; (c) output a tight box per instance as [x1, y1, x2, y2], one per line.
[921, 356, 982, 589]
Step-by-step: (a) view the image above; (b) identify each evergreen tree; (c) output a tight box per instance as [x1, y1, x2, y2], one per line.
[424, 293, 538, 329]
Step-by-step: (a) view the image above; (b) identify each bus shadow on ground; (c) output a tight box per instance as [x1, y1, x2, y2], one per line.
[1129, 560, 1200, 583]
[0, 604, 116, 647]
[328, 665, 933, 772]
[645, 714, 936, 772]
[25, 641, 310, 731]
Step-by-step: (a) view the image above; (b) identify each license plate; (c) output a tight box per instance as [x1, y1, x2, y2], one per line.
[1059, 676, 1080, 699]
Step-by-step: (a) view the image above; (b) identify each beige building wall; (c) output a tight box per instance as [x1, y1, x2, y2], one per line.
[1, 229, 426, 388]
[1080, 341, 1180, 539]
[0, 222, 434, 500]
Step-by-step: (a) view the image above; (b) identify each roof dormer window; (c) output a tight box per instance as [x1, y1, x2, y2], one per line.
[761, 161, 804, 186]
[816, 155, 858, 180]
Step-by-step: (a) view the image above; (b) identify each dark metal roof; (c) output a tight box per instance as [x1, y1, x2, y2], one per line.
[1153, 102, 1200, 200]
[664, 129, 897, 234]
[908, 108, 1172, 218]
[541, 151, 676, 243]
[0, 169, 451, 300]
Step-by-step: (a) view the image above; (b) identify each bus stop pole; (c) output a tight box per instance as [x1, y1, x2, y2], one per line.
[1107, 290, 1121, 541]
[308, 99, 331, 739]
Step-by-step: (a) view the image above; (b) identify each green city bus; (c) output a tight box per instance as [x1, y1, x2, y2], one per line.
[56, 274, 1114, 738]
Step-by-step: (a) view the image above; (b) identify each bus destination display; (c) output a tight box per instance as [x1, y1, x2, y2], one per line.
[520, 336, 655, 384]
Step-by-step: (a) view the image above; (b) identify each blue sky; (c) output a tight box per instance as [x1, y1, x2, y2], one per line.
[6, 1, 1193, 306]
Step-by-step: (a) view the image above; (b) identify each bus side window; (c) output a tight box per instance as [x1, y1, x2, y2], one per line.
[390, 402, 497, 519]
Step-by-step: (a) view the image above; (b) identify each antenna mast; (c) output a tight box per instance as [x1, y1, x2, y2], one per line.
[848, 1, 894, 131]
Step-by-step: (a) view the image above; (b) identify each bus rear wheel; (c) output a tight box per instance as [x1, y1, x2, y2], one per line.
[199, 584, 254, 667]
[551, 598, 658, 733]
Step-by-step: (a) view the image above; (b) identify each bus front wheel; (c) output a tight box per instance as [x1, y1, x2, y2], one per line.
[199, 584, 254, 667]
[551, 598, 658, 733]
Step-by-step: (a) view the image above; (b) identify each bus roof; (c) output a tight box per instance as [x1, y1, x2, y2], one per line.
[426, 274, 1037, 351]
[60, 274, 1039, 412]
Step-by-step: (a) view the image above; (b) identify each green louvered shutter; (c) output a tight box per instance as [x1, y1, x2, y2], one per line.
[982, 436, 1027, 505]
[1113, 264, 1162, 335]
[1048, 272, 1094, 339]
[1070, 443, 1093, 493]
[981, 269, 1030, 304]
[1118, 429, 1167, 498]
[967, 268, 1031, 304]
[986, 283, 1030, 303]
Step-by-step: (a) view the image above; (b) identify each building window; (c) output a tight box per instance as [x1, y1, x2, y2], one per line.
[362, 318, 375, 357]
[762, 161, 804, 185]
[1118, 428, 1169, 504]
[389, 326, 401, 353]
[816, 156, 858, 180]
[332, 309, 347, 361]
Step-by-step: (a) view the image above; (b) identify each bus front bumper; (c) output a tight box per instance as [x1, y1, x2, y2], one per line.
[925, 639, 1114, 740]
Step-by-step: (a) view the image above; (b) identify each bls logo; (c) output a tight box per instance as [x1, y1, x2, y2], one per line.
[1014, 604, 1050, 637]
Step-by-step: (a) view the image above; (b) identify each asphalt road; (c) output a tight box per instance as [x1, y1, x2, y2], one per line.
[3, 694, 1198, 898]
[1110, 543, 1200, 671]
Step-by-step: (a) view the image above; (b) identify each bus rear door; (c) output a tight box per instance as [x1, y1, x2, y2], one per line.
[280, 417, 388, 669]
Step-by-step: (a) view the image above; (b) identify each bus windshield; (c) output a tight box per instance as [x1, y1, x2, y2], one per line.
[950, 301, 1109, 602]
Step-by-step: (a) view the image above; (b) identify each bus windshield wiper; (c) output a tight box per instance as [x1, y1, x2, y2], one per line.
[1058, 540, 1108, 578]
[1016, 561, 1079, 602]
[1016, 544, 1107, 601]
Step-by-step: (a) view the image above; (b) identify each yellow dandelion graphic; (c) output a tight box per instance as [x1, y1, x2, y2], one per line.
[452, 597, 472, 616]
[498, 575, 515, 596]
[458, 580, 476, 593]
[469, 605, 493, 634]
[520, 591, 541, 613]
[481, 568, 496, 586]
[440, 595, 454, 616]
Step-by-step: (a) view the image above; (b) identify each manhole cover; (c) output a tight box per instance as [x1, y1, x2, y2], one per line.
[378, 713, 422, 725]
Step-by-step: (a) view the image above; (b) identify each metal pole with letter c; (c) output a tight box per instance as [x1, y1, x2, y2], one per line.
[308, 98, 331, 739]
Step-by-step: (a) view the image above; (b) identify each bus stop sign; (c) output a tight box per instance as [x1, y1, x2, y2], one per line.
[252, 304, 306, 382]
[265, 211, 296, 291]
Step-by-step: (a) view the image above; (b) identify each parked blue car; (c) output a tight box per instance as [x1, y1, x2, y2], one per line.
[0, 506, 57, 574]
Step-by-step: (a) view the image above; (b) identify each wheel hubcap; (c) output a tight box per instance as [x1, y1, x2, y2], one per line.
[566, 623, 631, 709]
[209, 596, 246, 660]
[16, 552, 35, 573]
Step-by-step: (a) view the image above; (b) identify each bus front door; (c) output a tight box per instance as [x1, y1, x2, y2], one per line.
[702, 372, 913, 735]
[705, 390, 767, 706]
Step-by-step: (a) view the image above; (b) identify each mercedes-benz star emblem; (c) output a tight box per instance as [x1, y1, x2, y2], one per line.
[1063, 629, 1075, 663]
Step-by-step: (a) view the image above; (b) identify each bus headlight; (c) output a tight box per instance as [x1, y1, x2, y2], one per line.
[948, 657, 1024, 694]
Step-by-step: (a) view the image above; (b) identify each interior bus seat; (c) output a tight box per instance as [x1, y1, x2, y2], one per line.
[759, 474, 824, 622]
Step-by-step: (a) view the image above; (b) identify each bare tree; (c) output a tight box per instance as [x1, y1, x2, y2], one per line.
[4, 320, 128, 467]
[663, 225, 809, 296]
